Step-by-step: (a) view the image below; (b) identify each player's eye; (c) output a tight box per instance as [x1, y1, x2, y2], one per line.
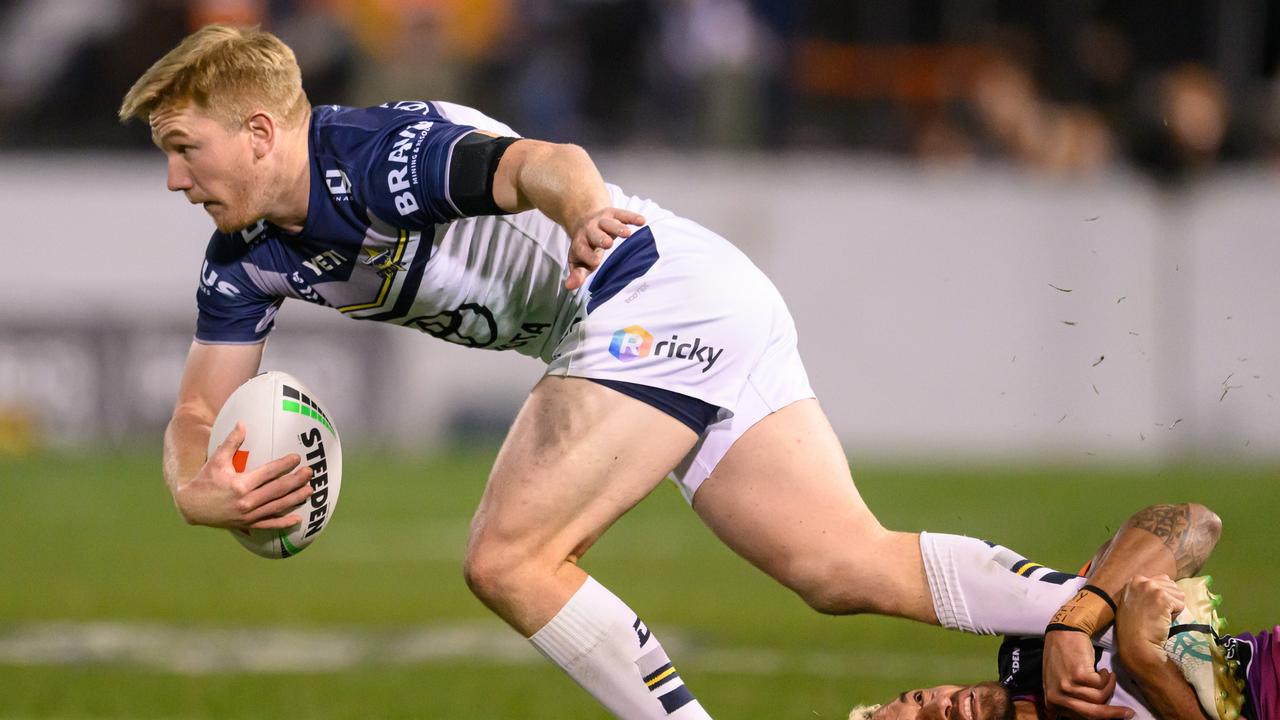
[913, 691, 923, 705]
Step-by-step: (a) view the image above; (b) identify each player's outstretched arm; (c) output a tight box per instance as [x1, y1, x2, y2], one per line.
[491, 139, 645, 290]
[1043, 504, 1221, 720]
[163, 341, 312, 530]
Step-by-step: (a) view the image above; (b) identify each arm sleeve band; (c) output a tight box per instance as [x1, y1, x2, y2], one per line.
[448, 134, 520, 217]
[1046, 586, 1116, 638]
[1082, 584, 1118, 613]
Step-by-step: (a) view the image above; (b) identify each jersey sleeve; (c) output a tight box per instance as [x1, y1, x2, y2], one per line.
[194, 233, 284, 344]
[364, 115, 516, 227]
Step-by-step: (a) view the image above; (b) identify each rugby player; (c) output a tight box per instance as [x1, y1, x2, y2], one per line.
[120, 25, 1130, 719]
[852, 503, 1278, 720]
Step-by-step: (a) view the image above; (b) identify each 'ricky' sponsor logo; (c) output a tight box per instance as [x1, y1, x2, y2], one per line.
[608, 325, 724, 373]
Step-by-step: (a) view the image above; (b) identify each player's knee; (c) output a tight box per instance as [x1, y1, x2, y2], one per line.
[462, 537, 530, 604]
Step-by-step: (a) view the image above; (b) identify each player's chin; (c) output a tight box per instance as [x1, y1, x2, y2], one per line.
[972, 682, 1013, 720]
[208, 207, 256, 234]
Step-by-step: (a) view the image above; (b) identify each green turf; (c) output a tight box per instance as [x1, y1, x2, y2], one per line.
[1, 449, 1276, 718]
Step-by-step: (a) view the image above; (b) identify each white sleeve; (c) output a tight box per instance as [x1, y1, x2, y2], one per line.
[432, 100, 521, 138]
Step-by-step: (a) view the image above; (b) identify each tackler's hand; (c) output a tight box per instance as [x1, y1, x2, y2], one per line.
[1043, 632, 1134, 720]
[1117, 575, 1185, 658]
[564, 207, 646, 291]
[172, 422, 313, 530]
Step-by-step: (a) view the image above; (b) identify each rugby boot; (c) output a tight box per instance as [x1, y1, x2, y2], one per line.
[1163, 576, 1247, 719]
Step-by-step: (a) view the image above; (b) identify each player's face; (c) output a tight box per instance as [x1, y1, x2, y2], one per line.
[875, 682, 1013, 720]
[151, 104, 265, 233]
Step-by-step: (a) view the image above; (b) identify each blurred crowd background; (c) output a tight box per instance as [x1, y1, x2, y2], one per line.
[3, 0, 1280, 183]
[2, 0, 1280, 459]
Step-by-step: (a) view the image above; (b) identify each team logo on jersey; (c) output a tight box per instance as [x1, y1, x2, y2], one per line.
[609, 325, 653, 362]
[609, 327, 725, 373]
[324, 169, 352, 197]
[362, 247, 407, 279]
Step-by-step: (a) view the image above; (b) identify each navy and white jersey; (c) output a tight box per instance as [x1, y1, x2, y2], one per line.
[195, 100, 668, 361]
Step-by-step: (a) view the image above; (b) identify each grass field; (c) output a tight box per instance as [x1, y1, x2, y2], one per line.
[2, 448, 1277, 719]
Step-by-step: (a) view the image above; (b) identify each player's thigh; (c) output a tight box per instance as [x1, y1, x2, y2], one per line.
[469, 375, 698, 567]
[690, 397, 939, 621]
[691, 398, 884, 572]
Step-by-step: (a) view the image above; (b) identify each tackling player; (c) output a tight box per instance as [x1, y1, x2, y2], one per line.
[121, 25, 1125, 719]
[853, 503, 1279, 720]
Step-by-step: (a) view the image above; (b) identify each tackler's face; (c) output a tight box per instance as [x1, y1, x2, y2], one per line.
[874, 682, 1014, 720]
[150, 103, 266, 234]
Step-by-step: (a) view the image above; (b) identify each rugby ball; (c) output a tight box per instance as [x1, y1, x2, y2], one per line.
[208, 370, 342, 559]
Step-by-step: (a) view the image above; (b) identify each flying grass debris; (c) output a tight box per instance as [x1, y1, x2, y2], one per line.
[1062, 320, 1078, 326]
[1049, 284, 1072, 293]
[1170, 418, 1184, 428]
[1092, 384, 1099, 395]
[1058, 414, 1068, 424]
[1092, 356, 1105, 367]
[1116, 296, 1127, 304]
[1220, 373, 1243, 402]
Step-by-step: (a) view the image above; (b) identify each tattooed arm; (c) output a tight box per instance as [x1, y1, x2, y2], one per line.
[1042, 505, 1221, 720]
[1086, 503, 1222, 584]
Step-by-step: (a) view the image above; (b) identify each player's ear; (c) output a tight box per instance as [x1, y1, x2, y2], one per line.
[245, 111, 275, 159]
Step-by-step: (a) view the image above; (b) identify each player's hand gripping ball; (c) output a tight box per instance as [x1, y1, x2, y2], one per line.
[208, 371, 343, 558]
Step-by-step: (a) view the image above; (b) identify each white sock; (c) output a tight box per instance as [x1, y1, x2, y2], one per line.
[530, 576, 711, 719]
[919, 532, 1113, 648]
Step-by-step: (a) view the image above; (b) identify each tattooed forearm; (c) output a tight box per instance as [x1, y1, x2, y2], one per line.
[1125, 503, 1222, 577]
[1129, 504, 1189, 545]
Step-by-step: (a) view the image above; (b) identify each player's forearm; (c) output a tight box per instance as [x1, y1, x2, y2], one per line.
[1089, 504, 1221, 598]
[162, 407, 213, 499]
[1118, 648, 1207, 720]
[509, 142, 613, 233]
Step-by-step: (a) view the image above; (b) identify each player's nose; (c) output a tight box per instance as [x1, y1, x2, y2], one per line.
[925, 693, 953, 720]
[166, 156, 192, 192]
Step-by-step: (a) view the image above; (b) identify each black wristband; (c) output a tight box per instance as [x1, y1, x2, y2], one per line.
[1082, 584, 1118, 614]
[1045, 623, 1089, 634]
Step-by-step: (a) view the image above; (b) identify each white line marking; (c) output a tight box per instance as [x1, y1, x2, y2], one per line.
[0, 622, 985, 679]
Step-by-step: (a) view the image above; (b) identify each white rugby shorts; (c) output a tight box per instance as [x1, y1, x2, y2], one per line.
[545, 215, 814, 501]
